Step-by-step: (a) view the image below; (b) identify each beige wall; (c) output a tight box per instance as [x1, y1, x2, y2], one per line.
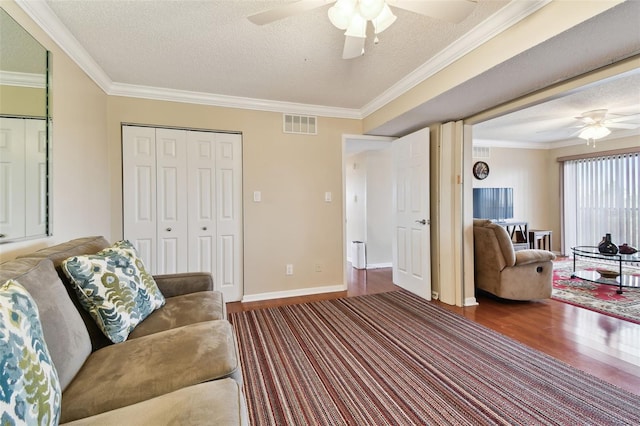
[472, 147, 551, 231]
[473, 135, 640, 254]
[0, 0, 361, 299]
[345, 148, 393, 267]
[0, 1, 110, 261]
[345, 152, 367, 260]
[0, 85, 46, 116]
[364, 148, 393, 266]
[107, 96, 360, 297]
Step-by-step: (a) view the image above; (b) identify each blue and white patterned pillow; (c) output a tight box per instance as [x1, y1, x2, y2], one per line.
[0, 279, 61, 426]
[61, 241, 165, 344]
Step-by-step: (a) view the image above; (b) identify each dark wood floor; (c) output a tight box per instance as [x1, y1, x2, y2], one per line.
[227, 267, 640, 395]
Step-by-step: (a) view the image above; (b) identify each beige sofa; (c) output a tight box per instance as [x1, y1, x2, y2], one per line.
[473, 219, 556, 300]
[0, 236, 248, 424]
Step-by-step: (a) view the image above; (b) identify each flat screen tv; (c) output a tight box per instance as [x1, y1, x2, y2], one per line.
[473, 187, 514, 221]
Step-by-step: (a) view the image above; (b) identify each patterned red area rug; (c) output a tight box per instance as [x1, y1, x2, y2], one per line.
[553, 259, 640, 324]
[229, 290, 638, 425]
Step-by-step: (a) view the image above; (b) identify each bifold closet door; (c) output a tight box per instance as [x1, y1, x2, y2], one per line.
[155, 128, 188, 274]
[0, 117, 26, 240]
[187, 131, 216, 274]
[123, 125, 243, 301]
[214, 132, 243, 302]
[123, 127, 188, 274]
[122, 126, 158, 271]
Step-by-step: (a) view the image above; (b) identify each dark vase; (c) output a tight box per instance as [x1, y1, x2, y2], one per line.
[598, 233, 618, 255]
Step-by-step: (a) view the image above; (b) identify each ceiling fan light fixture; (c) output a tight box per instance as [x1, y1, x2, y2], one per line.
[358, 0, 385, 20]
[328, 0, 356, 30]
[373, 3, 396, 34]
[578, 124, 611, 141]
[344, 13, 367, 38]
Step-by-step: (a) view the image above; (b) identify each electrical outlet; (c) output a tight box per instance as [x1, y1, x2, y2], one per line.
[314, 263, 323, 272]
[286, 264, 293, 275]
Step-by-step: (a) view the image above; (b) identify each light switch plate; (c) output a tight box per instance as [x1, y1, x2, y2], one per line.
[325, 191, 332, 202]
[253, 191, 261, 202]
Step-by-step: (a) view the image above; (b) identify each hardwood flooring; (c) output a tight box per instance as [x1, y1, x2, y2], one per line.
[227, 267, 640, 395]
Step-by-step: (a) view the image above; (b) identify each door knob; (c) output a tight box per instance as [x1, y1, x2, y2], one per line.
[202, 227, 207, 231]
[415, 219, 427, 225]
[166, 227, 172, 232]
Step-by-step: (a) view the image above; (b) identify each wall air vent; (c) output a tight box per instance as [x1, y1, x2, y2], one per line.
[473, 146, 490, 159]
[283, 114, 317, 135]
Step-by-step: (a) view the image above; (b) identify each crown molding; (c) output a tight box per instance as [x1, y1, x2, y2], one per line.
[16, 0, 547, 120]
[474, 129, 640, 150]
[360, 0, 551, 117]
[15, 0, 113, 93]
[473, 139, 554, 150]
[109, 83, 363, 119]
[0, 70, 46, 88]
[15, 0, 361, 119]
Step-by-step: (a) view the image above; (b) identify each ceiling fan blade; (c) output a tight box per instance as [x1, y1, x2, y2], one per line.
[606, 122, 640, 130]
[343, 35, 365, 59]
[248, 0, 331, 25]
[389, 0, 477, 23]
[607, 113, 640, 123]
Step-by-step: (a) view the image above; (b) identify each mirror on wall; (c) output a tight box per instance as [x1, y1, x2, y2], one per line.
[0, 7, 51, 243]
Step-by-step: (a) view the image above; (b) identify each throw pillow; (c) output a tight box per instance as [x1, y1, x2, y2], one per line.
[0, 279, 61, 426]
[61, 241, 165, 344]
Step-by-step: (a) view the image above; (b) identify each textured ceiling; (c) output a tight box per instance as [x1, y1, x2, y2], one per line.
[11, 0, 640, 144]
[473, 70, 640, 144]
[43, 0, 508, 109]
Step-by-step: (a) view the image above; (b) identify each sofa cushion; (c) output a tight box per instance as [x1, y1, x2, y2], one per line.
[18, 236, 111, 266]
[59, 379, 248, 426]
[59, 320, 241, 423]
[0, 279, 61, 425]
[0, 259, 91, 392]
[18, 237, 114, 350]
[128, 291, 225, 339]
[61, 244, 165, 344]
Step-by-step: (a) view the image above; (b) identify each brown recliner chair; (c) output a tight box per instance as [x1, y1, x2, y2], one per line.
[473, 219, 556, 300]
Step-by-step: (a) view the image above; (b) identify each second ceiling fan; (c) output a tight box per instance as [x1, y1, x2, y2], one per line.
[248, 0, 478, 59]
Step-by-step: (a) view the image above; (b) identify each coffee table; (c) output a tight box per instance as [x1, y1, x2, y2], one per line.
[571, 246, 640, 294]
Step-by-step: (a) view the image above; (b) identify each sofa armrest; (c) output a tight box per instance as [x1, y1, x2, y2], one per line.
[152, 272, 214, 298]
[514, 249, 556, 266]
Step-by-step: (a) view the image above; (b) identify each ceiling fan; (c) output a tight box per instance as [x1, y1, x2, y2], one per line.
[247, 0, 478, 59]
[572, 109, 640, 144]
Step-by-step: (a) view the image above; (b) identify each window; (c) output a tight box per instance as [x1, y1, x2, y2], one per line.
[562, 152, 639, 253]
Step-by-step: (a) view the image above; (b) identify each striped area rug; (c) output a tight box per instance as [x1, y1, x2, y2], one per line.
[230, 290, 639, 425]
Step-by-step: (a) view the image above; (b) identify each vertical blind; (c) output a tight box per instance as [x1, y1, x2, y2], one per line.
[563, 152, 639, 253]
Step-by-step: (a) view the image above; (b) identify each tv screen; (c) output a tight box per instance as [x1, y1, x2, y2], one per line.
[473, 188, 514, 221]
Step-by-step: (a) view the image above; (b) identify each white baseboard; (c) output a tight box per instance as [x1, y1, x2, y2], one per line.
[366, 262, 392, 269]
[242, 283, 347, 303]
[464, 297, 479, 306]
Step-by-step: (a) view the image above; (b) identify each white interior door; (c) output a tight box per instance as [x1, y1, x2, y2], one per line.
[0, 118, 26, 241]
[392, 127, 431, 299]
